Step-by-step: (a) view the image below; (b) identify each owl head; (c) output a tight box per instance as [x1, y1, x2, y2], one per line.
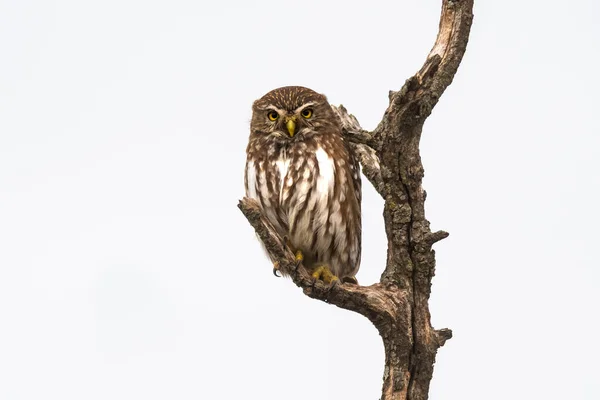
[250, 86, 339, 142]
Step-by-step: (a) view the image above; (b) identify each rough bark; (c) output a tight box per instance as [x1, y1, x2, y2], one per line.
[239, 1, 473, 399]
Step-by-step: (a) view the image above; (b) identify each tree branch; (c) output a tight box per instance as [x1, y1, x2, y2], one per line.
[373, 1, 473, 399]
[332, 105, 384, 196]
[238, 198, 404, 327]
[239, 1, 473, 399]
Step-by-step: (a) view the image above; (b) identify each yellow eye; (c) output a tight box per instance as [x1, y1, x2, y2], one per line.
[301, 108, 313, 119]
[267, 111, 279, 121]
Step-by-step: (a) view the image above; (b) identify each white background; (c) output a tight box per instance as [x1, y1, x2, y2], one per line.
[1, 1, 598, 399]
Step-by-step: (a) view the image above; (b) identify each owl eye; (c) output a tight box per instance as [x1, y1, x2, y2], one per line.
[267, 111, 279, 121]
[301, 108, 313, 119]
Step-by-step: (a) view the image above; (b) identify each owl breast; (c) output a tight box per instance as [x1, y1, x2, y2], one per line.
[245, 137, 361, 280]
[282, 146, 335, 253]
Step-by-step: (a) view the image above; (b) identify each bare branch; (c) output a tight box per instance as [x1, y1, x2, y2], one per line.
[238, 197, 405, 327]
[332, 105, 384, 196]
[373, 0, 474, 145]
[372, 1, 473, 399]
[332, 104, 373, 146]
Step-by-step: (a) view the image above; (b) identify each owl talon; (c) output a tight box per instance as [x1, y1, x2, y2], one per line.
[311, 265, 339, 285]
[326, 278, 340, 294]
[289, 250, 302, 272]
[273, 261, 281, 277]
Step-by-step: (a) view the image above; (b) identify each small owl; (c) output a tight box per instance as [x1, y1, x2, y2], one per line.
[245, 86, 361, 283]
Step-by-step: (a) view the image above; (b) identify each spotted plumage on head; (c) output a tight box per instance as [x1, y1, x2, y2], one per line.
[245, 86, 362, 283]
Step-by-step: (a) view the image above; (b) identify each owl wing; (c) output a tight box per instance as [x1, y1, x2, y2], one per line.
[245, 156, 289, 240]
[342, 141, 362, 278]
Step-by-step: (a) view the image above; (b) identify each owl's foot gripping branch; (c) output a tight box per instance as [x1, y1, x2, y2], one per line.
[310, 265, 338, 285]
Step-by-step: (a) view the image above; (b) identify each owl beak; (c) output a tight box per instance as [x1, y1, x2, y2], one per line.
[286, 119, 296, 137]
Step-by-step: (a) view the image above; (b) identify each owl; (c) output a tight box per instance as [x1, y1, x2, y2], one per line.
[245, 86, 361, 284]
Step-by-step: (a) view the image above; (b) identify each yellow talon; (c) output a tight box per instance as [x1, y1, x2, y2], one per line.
[295, 250, 304, 262]
[311, 265, 339, 284]
[273, 261, 281, 277]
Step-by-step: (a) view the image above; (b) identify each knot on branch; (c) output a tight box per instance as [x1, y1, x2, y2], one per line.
[435, 328, 453, 347]
[425, 230, 450, 246]
[411, 230, 449, 254]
